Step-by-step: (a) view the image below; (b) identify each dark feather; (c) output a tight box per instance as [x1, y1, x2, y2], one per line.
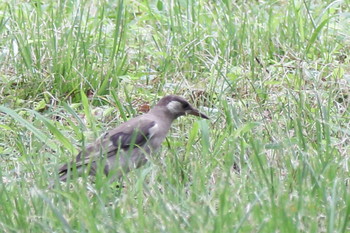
[58, 119, 156, 180]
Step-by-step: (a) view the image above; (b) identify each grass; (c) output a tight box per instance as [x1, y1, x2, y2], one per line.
[0, 0, 349, 232]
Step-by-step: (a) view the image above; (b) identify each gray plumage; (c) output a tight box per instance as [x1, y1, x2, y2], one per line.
[58, 95, 209, 182]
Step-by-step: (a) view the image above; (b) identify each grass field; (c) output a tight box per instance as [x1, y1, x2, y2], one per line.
[0, 0, 349, 232]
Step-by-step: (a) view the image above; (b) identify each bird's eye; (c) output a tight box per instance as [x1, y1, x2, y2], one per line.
[182, 102, 189, 109]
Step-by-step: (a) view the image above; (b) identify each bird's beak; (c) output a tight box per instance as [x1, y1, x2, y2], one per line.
[187, 108, 209, 119]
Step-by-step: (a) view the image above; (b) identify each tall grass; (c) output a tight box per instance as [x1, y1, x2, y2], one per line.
[0, 0, 349, 232]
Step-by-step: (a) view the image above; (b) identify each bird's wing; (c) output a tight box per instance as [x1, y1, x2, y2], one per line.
[58, 117, 156, 178]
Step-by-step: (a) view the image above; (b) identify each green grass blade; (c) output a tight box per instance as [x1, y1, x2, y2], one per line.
[0, 106, 56, 151]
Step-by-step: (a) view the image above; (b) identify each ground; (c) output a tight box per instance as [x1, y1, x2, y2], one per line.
[0, 1, 349, 232]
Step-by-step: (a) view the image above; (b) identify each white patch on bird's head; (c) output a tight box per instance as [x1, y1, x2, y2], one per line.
[166, 101, 183, 114]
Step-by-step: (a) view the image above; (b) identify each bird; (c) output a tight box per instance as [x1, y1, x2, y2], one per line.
[57, 95, 209, 183]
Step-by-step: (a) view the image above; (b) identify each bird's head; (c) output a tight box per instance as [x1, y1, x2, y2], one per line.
[155, 95, 209, 119]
